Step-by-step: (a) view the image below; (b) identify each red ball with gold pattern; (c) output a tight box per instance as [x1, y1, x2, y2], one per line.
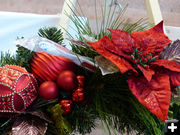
[0, 65, 38, 117]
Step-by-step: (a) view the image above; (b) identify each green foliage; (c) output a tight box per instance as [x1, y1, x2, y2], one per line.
[65, 104, 97, 135]
[0, 45, 34, 72]
[63, 67, 165, 135]
[169, 87, 180, 120]
[0, 52, 19, 67]
[47, 104, 72, 135]
[65, 0, 149, 58]
[87, 71, 164, 135]
[16, 45, 35, 72]
[38, 27, 64, 45]
[71, 45, 98, 59]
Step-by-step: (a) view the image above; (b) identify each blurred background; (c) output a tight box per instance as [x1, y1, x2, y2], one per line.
[0, 0, 179, 27]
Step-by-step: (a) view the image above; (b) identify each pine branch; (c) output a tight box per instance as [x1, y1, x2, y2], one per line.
[0, 52, 19, 67]
[38, 27, 64, 45]
[16, 45, 35, 72]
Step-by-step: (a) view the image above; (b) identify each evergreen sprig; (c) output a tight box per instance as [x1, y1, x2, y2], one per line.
[65, 0, 149, 59]
[38, 27, 64, 45]
[16, 45, 35, 72]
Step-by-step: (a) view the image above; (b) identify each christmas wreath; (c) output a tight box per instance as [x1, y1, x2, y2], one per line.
[0, 3, 180, 135]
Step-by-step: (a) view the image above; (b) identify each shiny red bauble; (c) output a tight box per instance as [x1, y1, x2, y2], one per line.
[57, 71, 78, 91]
[38, 81, 59, 100]
[72, 88, 85, 102]
[59, 100, 73, 114]
[31, 52, 76, 82]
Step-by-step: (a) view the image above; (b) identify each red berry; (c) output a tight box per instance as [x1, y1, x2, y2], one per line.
[77, 75, 85, 87]
[72, 88, 85, 102]
[59, 100, 73, 114]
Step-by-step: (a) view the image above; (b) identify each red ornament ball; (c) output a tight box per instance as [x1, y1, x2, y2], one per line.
[59, 100, 73, 114]
[57, 71, 78, 91]
[72, 88, 85, 102]
[31, 52, 76, 82]
[38, 81, 59, 100]
[0, 65, 38, 117]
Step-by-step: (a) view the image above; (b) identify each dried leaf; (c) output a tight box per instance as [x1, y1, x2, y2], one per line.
[95, 55, 119, 75]
[12, 116, 47, 135]
[160, 40, 180, 64]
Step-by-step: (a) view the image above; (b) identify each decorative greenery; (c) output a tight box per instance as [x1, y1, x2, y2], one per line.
[16, 45, 35, 72]
[0, 1, 179, 135]
[65, 0, 149, 59]
[47, 104, 72, 135]
[38, 27, 64, 45]
[65, 104, 97, 135]
[0, 25, 176, 135]
[0, 46, 34, 72]
[0, 52, 19, 67]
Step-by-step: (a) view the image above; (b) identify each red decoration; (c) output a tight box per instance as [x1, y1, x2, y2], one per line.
[88, 21, 180, 122]
[57, 71, 78, 91]
[31, 52, 76, 82]
[0, 65, 38, 117]
[59, 100, 73, 114]
[77, 75, 85, 87]
[72, 88, 85, 102]
[38, 81, 59, 100]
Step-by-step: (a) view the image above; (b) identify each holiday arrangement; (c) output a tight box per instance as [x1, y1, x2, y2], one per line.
[0, 1, 180, 135]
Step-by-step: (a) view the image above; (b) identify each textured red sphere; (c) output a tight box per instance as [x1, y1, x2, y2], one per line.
[72, 88, 85, 102]
[57, 71, 78, 91]
[38, 81, 59, 100]
[0, 65, 38, 117]
[31, 52, 76, 82]
[59, 100, 73, 114]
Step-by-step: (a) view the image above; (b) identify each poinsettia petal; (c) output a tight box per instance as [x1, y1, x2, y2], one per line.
[87, 36, 137, 74]
[104, 43, 132, 62]
[131, 21, 171, 55]
[137, 65, 155, 82]
[151, 59, 180, 72]
[108, 29, 136, 53]
[168, 71, 180, 87]
[128, 74, 171, 122]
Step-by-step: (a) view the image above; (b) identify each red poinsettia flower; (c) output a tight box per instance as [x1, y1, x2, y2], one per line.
[88, 21, 180, 122]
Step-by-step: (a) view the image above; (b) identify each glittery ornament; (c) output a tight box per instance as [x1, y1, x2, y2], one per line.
[31, 52, 76, 82]
[72, 88, 85, 102]
[38, 81, 59, 100]
[77, 75, 85, 87]
[0, 65, 38, 117]
[57, 71, 78, 91]
[59, 100, 72, 114]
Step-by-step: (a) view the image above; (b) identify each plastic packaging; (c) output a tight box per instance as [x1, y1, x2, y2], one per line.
[15, 36, 97, 71]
